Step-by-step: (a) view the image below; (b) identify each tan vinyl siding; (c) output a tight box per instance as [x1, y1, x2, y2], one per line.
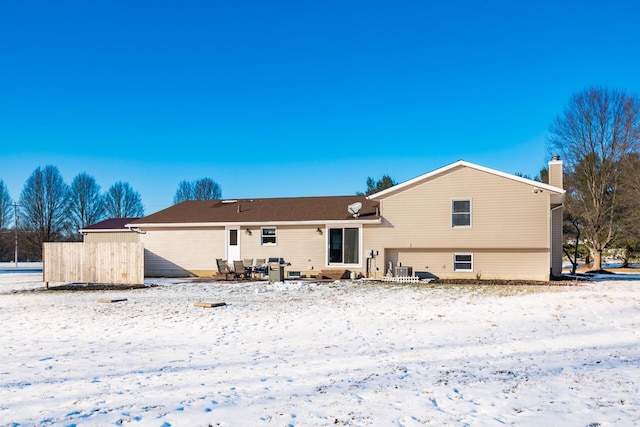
[239, 225, 326, 274]
[140, 227, 225, 277]
[549, 159, 563, 189]
[83, 232, 139, 243]
[377, 167, 549, 248]
[140, 225, 329, 277]
[365, 166, 554, 281]
[386, 248, 550, 281]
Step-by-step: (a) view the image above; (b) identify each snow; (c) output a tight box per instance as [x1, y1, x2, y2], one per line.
[1, 271, 639, 426]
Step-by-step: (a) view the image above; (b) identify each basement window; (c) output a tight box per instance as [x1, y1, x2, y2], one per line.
[453, 253, 473, 271]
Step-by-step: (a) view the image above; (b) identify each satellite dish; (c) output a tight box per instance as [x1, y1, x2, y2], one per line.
[348, 202, 363, 217]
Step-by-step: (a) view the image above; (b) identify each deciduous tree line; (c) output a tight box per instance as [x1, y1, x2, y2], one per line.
[0, 167, 222, 261]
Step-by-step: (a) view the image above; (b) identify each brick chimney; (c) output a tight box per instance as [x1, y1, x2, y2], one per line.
[548, 155, 563, 188]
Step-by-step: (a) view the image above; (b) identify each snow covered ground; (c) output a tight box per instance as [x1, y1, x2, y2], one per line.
[0, 272, 639, 426]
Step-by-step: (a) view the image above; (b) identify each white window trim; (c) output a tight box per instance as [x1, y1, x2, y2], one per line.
[451, 198, 472, 228]
[325, 225, 363, 267]
[453, 253, 473, 272]
[260, 227, 277, 246]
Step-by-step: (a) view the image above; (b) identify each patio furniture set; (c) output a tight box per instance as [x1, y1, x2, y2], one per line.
[216, 258, 289, 281]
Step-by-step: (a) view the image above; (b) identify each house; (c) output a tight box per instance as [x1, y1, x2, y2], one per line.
[86, 158, 564, 281]
[365, 157, 564, 281]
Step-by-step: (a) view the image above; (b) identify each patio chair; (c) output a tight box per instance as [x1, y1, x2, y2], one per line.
[233, 260, 249, 279]
[244, 258, 257, 279]
[254, 258, 266, 277]
[216, 259, 232, 280]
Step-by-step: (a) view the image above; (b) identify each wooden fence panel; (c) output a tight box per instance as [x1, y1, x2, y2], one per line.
[43, 242, 144, 285]
[43, 242, 84, 283]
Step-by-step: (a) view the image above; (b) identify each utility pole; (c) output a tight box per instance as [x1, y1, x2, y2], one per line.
[13, 202, 19, 268]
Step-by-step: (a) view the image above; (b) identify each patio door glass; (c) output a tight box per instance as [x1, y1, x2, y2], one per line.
[329, 229, 343, 263]
[328, 227, 359, 264]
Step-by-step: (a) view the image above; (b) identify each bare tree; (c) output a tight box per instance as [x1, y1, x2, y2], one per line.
[613, 152, 640, 267]
[104, 182, 144, 218]
[19, 165, 70, 258]
[0, 181, 13, 261]
[0, 180, 12, 230]
[173, 178, 222, 204]
[619, 152, 640, 233]
[548, 87, 640, 270]
[68, 173, 105, 234]
[173, 180, 193, 204]
[193, 178, 222, 200]
[562, 212, 583, 275]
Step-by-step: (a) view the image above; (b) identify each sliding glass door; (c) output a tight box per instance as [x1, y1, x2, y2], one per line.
[328, 227, 359, 265]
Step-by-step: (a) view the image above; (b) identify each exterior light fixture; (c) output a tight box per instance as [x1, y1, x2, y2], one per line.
[316, 227, 323, 235]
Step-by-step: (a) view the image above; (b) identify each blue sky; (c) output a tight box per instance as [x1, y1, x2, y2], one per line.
[1, 1, 639, 213]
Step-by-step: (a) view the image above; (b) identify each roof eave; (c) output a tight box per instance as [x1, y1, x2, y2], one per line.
[126, 218, 382, 229]
[78, 228, 132, 233]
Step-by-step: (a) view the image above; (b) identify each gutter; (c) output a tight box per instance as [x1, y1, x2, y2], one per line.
[126, 218, 382, 229]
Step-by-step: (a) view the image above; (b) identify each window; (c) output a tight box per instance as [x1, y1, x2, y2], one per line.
[453, 253, 473, 271]
[328, 227, 360, 264]
[452, 199, 471, 227]
[229, 229, 238, 246]
[261, 228, 276, 245]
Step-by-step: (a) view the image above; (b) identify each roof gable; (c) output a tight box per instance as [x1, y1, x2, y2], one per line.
[367, 160, 565, 199]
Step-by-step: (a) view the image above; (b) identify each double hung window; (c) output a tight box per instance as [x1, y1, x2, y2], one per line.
[261, 228, 276, 245]
[453, 253, 473, 271]
[452, 199, 472, 227]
